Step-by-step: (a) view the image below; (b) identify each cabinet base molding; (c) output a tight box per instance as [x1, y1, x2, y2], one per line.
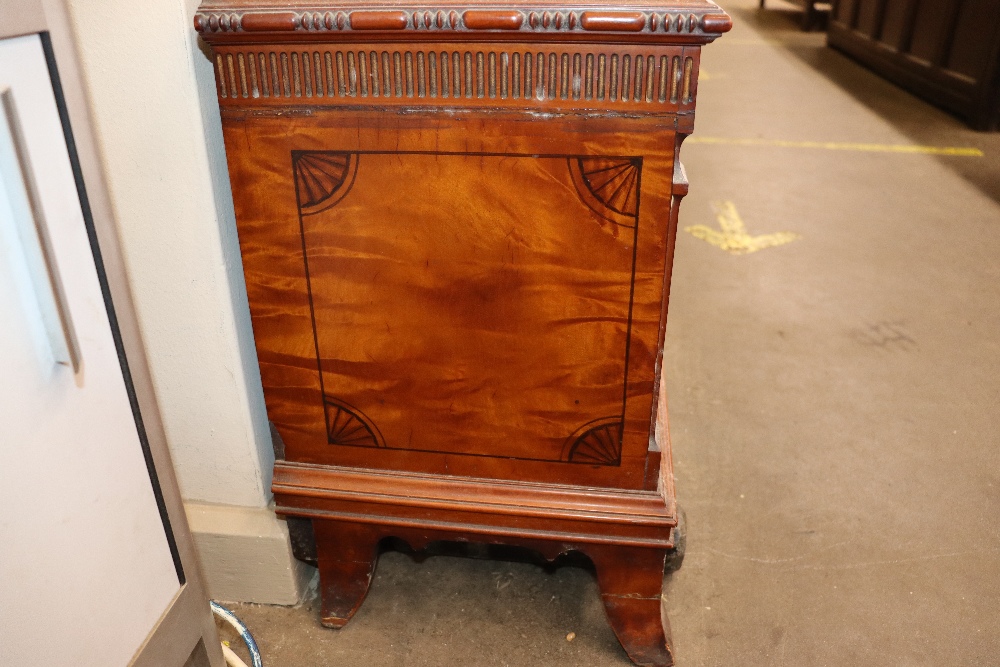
[275, 462, 681, 665]
[274, 461, 678, 548]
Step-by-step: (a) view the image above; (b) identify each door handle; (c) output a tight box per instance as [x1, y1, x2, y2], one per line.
[1, 87, 81, 373]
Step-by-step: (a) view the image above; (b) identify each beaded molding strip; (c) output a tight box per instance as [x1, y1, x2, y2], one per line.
[195, 7, 731, 38]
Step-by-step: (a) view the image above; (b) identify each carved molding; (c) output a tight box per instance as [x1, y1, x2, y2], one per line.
[194, 7, 732, 40]
[213, 45, 699, 114]
[272, 460, 677, 547]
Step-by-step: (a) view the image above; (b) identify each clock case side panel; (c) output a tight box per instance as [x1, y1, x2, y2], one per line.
[219, 106, 683, 492]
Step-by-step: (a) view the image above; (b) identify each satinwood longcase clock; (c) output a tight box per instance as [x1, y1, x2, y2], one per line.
[194, 2, 730, 664]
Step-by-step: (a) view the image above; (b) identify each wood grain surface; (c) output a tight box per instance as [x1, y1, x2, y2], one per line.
[302, 151, 637, 462]
[221, 110, 678, 489]
[201, 2, 728, 658]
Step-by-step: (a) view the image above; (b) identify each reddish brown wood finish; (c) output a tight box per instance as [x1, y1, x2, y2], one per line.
[312, 518, 677, 664]
[463, 10, 524, 30]
[349, 10, 408, 29]
[580, 11, 648, 31]
[314, 521, 382, 627]
[237, 11, 298, 31]
[196, 2, 727, 665]
[221, 111, 677, 489]
[272, 462, 677, 546]
[589, 543, 675, 666]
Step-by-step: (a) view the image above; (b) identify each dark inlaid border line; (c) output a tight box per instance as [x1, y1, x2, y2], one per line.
[293, 148, 642, 465]
[291, 151, 337, 446]
[621, 158, 641, 437]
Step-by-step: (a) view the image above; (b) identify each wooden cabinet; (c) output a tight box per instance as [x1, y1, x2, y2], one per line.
[760, 0, 825, 31]
[829, 0, 1000, 130]
[195, 2, 729, 664]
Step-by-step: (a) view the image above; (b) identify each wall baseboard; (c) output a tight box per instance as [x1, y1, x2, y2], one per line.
[185, 501, 314, 605]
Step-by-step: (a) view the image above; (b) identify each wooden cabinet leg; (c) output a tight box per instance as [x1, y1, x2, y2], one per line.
[587, 545, 674, 667]
[802, 0, 817, 30]
[313, 520, 382, 629]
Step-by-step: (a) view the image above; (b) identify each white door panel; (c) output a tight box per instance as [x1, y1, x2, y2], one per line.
[0, 34, 181, 667]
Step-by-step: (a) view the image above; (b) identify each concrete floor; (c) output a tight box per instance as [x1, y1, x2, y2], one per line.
[217, 1, 1000, 664]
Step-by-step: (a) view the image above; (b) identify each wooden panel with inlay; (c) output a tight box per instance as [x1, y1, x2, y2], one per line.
[219, 110, 679, 490]
[197, 2, 729, 665]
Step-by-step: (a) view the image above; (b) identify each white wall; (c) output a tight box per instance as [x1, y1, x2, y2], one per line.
[64, 0, 273, 508]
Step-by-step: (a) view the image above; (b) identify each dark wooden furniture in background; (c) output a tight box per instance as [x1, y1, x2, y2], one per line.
[195, 2, 729, 664]
[760, 0, 827, 31]
[829, 0, 1000, 130]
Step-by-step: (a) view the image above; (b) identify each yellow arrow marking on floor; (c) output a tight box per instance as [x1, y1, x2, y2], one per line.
[685, 201, 800, 255]
[686, 136, 984, 157]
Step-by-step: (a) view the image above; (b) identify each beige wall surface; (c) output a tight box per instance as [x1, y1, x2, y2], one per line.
[64, 0, 273, 508]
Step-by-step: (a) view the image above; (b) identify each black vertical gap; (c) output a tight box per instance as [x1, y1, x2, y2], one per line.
[849, 0, 864, 31]
[39, 31, 185, 585]
[900, 0, 921, 54]
[873, 0, 890, 42]
[936, 0, 966, 69]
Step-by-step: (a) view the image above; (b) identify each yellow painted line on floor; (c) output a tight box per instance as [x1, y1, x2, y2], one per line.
[686, 136, 984, 157]
[685, 201, 799, 255]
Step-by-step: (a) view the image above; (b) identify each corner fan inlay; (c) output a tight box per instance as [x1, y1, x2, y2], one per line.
[293, 151, 358, 214]
[569, 157, 641, 229]
[563, 417, 623, 465]
[324, 396, 385, 447]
